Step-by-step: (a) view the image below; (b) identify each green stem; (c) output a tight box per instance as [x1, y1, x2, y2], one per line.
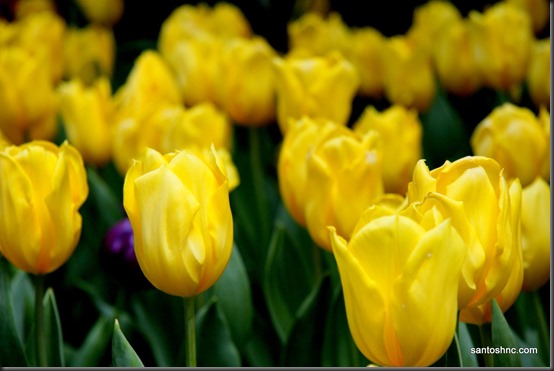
[478, 323, 494, 367]
[249, 127, 270, 245]
[531, 291, 550, 365]
[183, 297, 196, 367]
[34, 274, 47, 367]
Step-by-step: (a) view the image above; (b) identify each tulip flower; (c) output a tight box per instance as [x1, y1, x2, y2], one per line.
[75, 0, 124, 26]
[346, 27, 386, 98]
[14, 0, 56, 19]
[459, 179, 524, 324]
[63, 25, 115, 85]
[0, 46, 58, 144]
[353, 105, 422, 195]
[216, 36, 277, 126]
[538, 107, 550, 182]
[57, 77, 114, 167]
[520, 177, 550, 291]
[507, 0, 549, 34]
[273, 51, 359, 134]
[329, 204, 465, 367]
[470, 103, 548, 187]
[123, 146, 233, 298]
[304, 125, 384, 250]
[526, 38, 550, 110]
[407, 156, 520, 310]
[287, 11, 351, 57]
[0, 140, 89, 274]
[468, 2, 533, 92]
[381, 36, 436, 112]
[432, 18, 481, 96]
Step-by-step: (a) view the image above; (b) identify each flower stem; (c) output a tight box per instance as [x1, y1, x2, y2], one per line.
[183, 296, 196, 367]
[34, 274, 47, 367]
[478, 323, 493, 367]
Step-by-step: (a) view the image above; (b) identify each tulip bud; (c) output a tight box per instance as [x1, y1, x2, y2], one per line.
[520, 177, 550, 291]
[407, 156, 520, 310]
[304, 125, 384, 250]
[353, 105, 422, 195]
[63, 25, 115, 85]
[329, 205, 465, 366]
[470, 103, 548, 187]
[57, 77, 114, 167]
[468, 2, 533, 91]
[216, 36, 277, 126]
[526, 38, 550, 110]
[273, 52, 359, 134]
[75, 0, 123, 26]
[0, 141, 89, 274]
[382, 36, 436, 112]
[0, 46, 58, 144]
[433, 18, 481, 96]
[123, 146, 234, 297]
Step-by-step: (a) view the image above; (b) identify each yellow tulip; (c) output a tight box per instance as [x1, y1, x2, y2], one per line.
[507, 0, 549, 34]
[353, 105, 422, 195]
[113, 50, 181, 121]
[123, 146, 233, 297]
[538, 107, 550, 182]
[329, 205, 465, 366]
[210, 2, 252, 39]
[406, 0, 462, 57]
[304, 125, 384, 250]
[407, 156, 520, 310]
[347, 27, 386, 98]
[433, 18, 481, 96]
[75, 0, 123, 26]
[63, 25, 115, 85]
[273, 52, 359, 134]
[470, 103, 548, 187]
[57, 77, 114, 167]
[14, 0, 56, 19]
[459, 179, 523, 324]
[277, 117, 345, 227]
[382, 36, 436, 112]
[526, 38, 550, 110]
[216, 36, 277, 126]
[12, 10, 66, 83]
[287, 11, 351, 57]
[468, 2, 533, 91]
[0, 46, 57, 144]
[0, 140, 88, 274]
[520, 177, 550, 291]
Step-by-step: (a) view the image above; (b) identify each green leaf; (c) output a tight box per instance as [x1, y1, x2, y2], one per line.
[491, 299, 522, 367]
[42, 288, 65, 367]
[243, 314, 278, 367]
[457, 322, 479, 367]
[0, 258, 28, 366]
[419, 84, 472, 170]
[213, 245, 253, 349]
[86, 166, 124, 228]
[69, 314, 113, 366]
[10, 270, 34, 346]
[112, 319, 144, 367]
[263, 224, 316, 344]
[281, 274, 331, 367]
[321, 286, 367, 367]
[195, 299, 241, 367]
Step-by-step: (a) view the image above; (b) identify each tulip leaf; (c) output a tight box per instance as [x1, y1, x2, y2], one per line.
[321, 285, 367, 367]
[112, 319, 144, 367]
[86, 167, 124, 228]
[243, 314, 278, 367]
[69, 314, 114, 366]
[10, 270, 34, 346]
[213, 245, 253, 349]
[491, 299, 522, 367]
[513, 290, 550, 365]
[195, 299, 242, 367]
[0, 258, 28, 366]
[281, 273, 331, 367]
[457, 322, 479, 367]
[263, 223, 317, 344]
[420, 84, 472, 170]
[42, 288, 65, 367]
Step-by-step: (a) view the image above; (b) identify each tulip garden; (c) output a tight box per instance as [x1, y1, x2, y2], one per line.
[0, 0, 551, 368]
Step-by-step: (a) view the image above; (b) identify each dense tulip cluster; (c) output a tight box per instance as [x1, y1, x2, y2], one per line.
[0, 0, 549, 368]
